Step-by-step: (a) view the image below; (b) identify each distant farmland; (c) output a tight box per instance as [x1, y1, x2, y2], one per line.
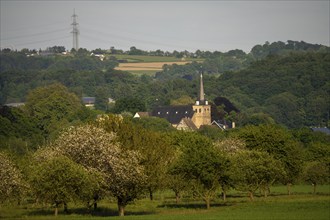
[111, 55, 203, 75]
[115, 61, 191, 71]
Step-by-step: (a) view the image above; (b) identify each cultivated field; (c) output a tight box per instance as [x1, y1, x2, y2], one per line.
[111, 55, 203, 75]
[1, 185, 329, 220]
[115, 61, 191, 71]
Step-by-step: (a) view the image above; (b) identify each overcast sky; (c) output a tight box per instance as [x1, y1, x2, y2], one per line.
[1, 0, 329, 52]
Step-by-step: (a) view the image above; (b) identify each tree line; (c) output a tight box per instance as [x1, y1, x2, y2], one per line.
[0, 40, 329, 129]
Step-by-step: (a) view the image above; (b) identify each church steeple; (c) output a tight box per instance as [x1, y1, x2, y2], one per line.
[192, 73, 211, 128]
[199, 73, 205, 102]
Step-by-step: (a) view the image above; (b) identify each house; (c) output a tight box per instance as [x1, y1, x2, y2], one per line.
[4, 102, 25, 107]
[139, 74, 212, 131]
[310, 127, 330, 135]
[133, 112, 150, 118]
[82, 97, 95, 108]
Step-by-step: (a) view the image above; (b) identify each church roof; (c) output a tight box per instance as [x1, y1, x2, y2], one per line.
[179, 117, 198, 131]
[151, 105, 194, 124]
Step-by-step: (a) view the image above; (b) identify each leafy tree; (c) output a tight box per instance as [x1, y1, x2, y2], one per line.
[0, 106, 43, 151]
[111, 97, 146, 114]
[0, 152, 27, 204]
[231, 150, 285, 200]
[98, 115, 175, 201]
[214, 138, 245, 201]
[303, 162, 329, 194]
[51, 123, 145, 216]
[170, 133, 225, 209]
[170, 95, 194, 105]
[24, 83, 82, 139]
[94, 86, 110, 111]
[132, 117, 175, 132]
[166, 173, 188, 204]
[30, 154, 98, 216]
[237, 124, 303, 195]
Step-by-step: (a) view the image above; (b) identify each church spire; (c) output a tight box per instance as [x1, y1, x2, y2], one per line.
[199, 73, 205, 102]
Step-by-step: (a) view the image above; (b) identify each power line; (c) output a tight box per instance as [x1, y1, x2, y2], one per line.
[10, 35, 71, 47]
[1, 28, 70, 41]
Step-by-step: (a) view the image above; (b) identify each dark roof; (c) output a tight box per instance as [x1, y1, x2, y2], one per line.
[151, 105, 194, 124]
[180, 117, 198, 131]
[82, 97, 95, 104]
[310, 127, 330, 135]
[135, 112, 150, 117]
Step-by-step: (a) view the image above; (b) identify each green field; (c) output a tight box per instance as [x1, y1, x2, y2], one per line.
[1, 185, 329, 220]
[110, 54, 204, 63]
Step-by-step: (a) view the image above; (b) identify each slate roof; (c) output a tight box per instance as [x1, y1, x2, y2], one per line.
[151, 105, 194, 124]
[180, 117, 198, 131]
[82, 97, 95, 104]
[310, 127, 330, 135]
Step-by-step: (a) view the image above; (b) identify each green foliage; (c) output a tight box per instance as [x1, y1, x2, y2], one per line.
[0, 152, 27, 204]
[111, 97, 146, 114]
[51, 122, 146, 216]
[303, 162, 330, 193]
[170, 133, 225, 209]
[132, 117, 175, 132]
[0, 106, 43, 150]
[237, 124, 304, 189]
[24, 83, 83, 139]
[231, 150, 285, 200]
[29, 154, 98, 215]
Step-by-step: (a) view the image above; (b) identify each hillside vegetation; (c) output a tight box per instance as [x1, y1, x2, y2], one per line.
[0, 40, 329, 128]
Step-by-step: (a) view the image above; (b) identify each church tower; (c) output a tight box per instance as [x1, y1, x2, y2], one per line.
[192, 74, 211, 128]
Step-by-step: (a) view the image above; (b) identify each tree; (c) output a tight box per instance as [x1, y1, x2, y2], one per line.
[170, 133, 225, 209]
[111, 97, 146, 114]
[30, 153, 98, 216]
[214, 138, 246, 201]
[94, 86, 110, 111]
[237, 124, 303, 195]
[132, 117, 175, 132]
[98, 115, 175, 201]
[51, 123, 145, 216]
[24, 83, 82, 139]
[303, 162, 329, 194]
[231, 150, 285, 200]
[170, 95, 194, 105]
[0, 152, 27, 204]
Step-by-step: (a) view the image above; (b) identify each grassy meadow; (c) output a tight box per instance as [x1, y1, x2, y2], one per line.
[1, 185, 329, 220]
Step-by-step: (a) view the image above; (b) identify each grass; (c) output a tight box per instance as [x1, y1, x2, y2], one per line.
[1, 185, 329, 220]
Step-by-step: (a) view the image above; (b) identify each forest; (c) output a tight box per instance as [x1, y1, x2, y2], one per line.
[0, 40, 329, 218]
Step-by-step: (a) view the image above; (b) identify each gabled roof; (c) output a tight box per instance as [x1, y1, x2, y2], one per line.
[177, 117, 198, 131]
[151, 105, 194, 124]
[133, 112, 150, 118]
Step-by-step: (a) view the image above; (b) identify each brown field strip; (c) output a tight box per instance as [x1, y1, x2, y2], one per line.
[115, 61, 191, 71]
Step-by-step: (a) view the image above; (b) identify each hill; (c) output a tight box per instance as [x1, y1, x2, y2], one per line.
[0, 40, 329, 128]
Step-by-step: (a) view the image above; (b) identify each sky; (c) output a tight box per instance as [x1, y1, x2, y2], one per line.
[0, 0, 329, 53]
